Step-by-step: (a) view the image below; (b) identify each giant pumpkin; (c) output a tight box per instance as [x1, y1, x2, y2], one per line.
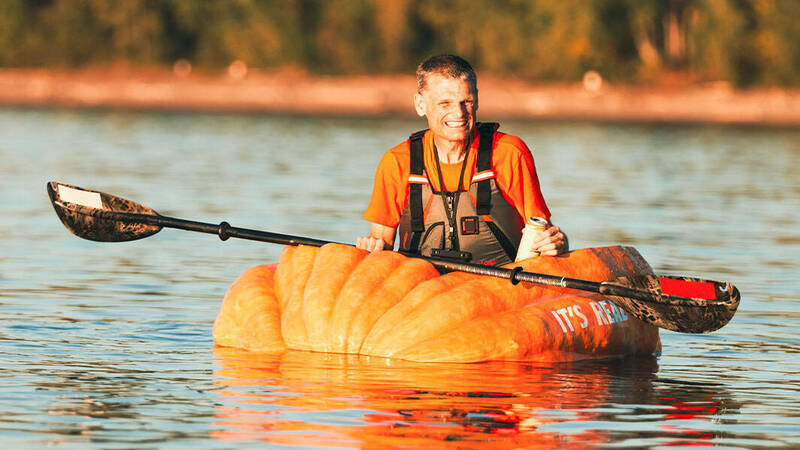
[213, 244, 661, 362]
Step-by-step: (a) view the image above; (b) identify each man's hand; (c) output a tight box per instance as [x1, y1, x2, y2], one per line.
[356, 223, 396, 253]
[356, 235, 389, 252]
[529, 225, 569, 256]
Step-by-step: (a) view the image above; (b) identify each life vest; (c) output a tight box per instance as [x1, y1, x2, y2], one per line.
[397, 122, 524, 265]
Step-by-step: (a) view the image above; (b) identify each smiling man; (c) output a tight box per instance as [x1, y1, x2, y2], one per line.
[356, 54, 567, 265]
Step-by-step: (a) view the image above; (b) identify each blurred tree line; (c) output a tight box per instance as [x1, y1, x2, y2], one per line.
[0, 0, 798, 87]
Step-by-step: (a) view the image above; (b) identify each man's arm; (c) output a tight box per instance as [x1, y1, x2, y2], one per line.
[356, 222, 397, 252]
[495, 136, 568, 256]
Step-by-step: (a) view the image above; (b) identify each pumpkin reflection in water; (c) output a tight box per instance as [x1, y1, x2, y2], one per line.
[213, 244, 660, 362]
[211, 349, 735, 447]
[211, 348, 620, 447]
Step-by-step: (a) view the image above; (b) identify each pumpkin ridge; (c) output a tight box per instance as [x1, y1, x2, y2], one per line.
[279, 245, 319, 350]
[363, 277, 511, 357]
[340, 254, 408, 353]
[274, 246, 294, 312]
[360, 272, 472, 355]
[213, 264, 285, 353]
[361, 278, 470, 356]
[348, 257, 439, 354]
[302, 244, 368, 352]
[394, 308, 539, 362]
[327, 251, 406, 353]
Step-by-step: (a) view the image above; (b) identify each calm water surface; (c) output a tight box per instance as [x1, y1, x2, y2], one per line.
[1, 109, 798, 448]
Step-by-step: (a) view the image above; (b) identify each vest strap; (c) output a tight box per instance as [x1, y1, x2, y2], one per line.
[475, 123, 517, 261]
[476, 122, 499, 215]
[408, 129, 427, 252]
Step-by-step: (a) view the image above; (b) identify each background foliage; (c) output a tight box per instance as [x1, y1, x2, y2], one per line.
[1, 0, 798, 86]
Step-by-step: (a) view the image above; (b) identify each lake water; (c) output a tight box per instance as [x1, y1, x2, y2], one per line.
[1, 108, 798, 448]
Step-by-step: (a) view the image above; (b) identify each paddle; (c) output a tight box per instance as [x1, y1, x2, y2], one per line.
[47, 181, 739, 334]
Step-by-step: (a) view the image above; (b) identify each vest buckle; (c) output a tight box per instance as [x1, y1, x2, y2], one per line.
[431, 248, 473, 262]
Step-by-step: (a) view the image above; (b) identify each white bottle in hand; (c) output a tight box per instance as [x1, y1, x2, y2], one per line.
[515, 217, 549, 262]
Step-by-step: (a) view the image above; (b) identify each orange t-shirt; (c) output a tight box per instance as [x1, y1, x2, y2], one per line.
[364, 128, 551, 228]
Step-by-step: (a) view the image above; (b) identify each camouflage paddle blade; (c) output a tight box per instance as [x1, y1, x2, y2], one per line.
[47, 181, 162, 242]
[601, 275, 741, 333]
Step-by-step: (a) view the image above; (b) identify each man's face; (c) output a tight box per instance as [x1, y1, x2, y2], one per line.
[414, 73, 478, 146]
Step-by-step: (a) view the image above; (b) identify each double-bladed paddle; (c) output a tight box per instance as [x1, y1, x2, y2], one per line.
[47, 181, 740, 334]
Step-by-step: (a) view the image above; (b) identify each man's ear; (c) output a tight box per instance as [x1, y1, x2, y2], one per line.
[413, 93, 426, 117]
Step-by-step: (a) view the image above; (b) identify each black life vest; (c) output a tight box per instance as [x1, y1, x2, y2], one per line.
[397, 122, 524, 265]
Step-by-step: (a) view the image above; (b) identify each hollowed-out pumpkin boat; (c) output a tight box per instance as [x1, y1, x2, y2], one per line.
[213, 244, 661, 363]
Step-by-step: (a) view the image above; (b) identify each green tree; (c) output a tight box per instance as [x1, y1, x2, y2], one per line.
[0, 0, 798, 86]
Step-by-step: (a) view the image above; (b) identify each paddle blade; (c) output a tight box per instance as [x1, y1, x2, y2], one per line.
[600, 275, 740, 333]
[47, 181, 162, 242]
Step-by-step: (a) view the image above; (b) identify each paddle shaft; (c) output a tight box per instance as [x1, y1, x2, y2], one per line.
[110, 210, 329, 247]
[110, 210, 636, 299]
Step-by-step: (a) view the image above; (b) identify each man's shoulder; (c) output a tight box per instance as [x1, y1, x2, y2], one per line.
[375, 139, 412, 175]
[492, 131, 532, 158]
[386, 138, 412, 157]
[379, 139, 411, 165]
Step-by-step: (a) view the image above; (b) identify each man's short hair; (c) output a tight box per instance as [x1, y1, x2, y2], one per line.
[416, 54, 477, 93]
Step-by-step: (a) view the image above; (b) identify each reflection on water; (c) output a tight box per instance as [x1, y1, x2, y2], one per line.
[212, 349, 739, 447]
[0, 109, 799, 447]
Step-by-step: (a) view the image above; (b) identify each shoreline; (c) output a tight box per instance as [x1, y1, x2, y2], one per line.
[2, 68, 799, 125]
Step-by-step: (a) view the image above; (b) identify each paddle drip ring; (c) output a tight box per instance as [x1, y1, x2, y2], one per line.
[218, 221, 231, 241]
[510, 266, 524, 285]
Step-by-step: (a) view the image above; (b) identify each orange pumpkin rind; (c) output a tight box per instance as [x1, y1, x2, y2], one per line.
[213, 244, 661, 362]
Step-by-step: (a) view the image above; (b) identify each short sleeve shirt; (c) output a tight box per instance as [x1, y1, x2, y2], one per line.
[364, 128, 551, 228]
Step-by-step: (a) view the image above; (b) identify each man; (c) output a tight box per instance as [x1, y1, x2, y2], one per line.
[356, 54, 567, 265]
